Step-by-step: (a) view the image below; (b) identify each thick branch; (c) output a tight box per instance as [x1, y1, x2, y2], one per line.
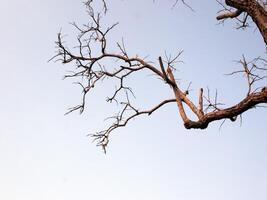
[217, 0, 267, 44]
[216, 9, 243, 20]
[184, 89, 267, 129]
[167, 67, 203, 121]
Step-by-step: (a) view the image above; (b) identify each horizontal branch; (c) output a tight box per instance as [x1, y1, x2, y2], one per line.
[183, 89, 267, 129]
[216, 9, 242, 20]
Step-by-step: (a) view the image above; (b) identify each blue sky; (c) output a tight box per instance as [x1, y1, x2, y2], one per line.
[0, 0, 266, 200]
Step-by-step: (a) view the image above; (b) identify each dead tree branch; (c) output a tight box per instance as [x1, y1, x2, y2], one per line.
[216, 0, 267, 44]
[53, 0, 267, 151]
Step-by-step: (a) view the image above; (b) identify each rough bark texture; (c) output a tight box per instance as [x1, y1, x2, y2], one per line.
[224, 0, 267, 44]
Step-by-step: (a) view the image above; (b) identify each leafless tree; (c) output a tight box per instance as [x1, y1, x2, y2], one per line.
[52, 0, 267, 152]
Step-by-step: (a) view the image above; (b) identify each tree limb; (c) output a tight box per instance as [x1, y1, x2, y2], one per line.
[53, 0, 267, 152]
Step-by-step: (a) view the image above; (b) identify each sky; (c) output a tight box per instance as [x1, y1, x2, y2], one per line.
[0, 0, 266, 200]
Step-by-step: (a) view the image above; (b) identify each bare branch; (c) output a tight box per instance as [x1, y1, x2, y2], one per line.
[216, 0, 267, 44]
[172, 0, 195, 11]
[53, 1, 267, 152]
[216, 9, 243, 20]
[90, 98, 176, 151]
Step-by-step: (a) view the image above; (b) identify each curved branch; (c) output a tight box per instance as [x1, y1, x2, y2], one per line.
[183, 89, 267, 129]
[217, 0, 267, 44]
[54, 1, 267, 152]
[90, 98, 176, 152]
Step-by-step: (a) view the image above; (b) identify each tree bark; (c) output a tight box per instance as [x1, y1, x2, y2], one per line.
[184, 89, 267, 129]
[226, 0, 267, 45]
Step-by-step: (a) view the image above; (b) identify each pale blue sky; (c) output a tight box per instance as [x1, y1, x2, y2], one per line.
[0, 0, 266, 200]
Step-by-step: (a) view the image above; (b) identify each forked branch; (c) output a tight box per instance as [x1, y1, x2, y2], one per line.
[216, 0, 267, 44]
[53, 0, 267, 152]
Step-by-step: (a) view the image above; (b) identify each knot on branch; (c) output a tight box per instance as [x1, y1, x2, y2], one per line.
[183, 118, 209, 130]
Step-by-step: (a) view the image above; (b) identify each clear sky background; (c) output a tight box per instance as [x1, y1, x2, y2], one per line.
[0, 0, 266, 200]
